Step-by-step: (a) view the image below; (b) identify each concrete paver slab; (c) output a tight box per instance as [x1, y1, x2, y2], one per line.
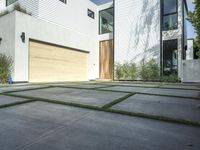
[13, 87, 128, 107]
[0, 102, 90, 150]
[101, 86, 200, 97]
[0, 102, 199, 150]
[112, 94, 200, 122]
[0, 95, 28, 106]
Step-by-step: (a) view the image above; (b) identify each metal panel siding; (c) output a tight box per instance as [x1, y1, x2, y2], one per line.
[114, 0, 161, 65]
[18, 0, 39, 17]
[37, 0, 98, 36]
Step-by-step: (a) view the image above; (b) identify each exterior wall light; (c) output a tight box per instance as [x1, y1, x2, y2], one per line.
[0, 37, 2, 44]
[21, 32, 25, 43]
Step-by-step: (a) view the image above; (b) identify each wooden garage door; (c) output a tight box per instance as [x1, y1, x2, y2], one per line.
[29, 40, 89, 82]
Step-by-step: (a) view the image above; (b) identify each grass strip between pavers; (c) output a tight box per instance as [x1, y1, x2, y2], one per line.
[96, 82, 200, 91]
[115, 84, 200, 91]
[1, 93, 200, 127]
[2, 86, 53, 94]
[135, 92, 200, 100]
[54, 85, 131, 93]
[106, 109, 200, 127]
[102, 93, 135, 109]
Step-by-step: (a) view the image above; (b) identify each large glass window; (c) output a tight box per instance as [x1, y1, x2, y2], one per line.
[6, 0, 18, 6]
[163, 14, 178, 30]
[163, 0, 177, 14]
[162, 0, 178, 31]
[99, 7, 114, 34]
[163, 40, 178, 75]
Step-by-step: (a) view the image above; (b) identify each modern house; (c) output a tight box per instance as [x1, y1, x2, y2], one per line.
[0, 0, 189, 82]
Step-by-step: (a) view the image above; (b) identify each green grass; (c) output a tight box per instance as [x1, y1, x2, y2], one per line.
[135, 92, 200, 100]
[97, 82, 200, 91]
[54, 85, 131, 94]
[2, 86, 53, 94]
[102, 93, 135, 109]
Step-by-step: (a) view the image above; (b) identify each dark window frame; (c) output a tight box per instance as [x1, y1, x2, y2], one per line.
[6, 0, 18, 6]
[162, 0, 178, 31]
[59, 0, 67, 4]
[88, 9, 95, 19]
[99, 7, 114, 35]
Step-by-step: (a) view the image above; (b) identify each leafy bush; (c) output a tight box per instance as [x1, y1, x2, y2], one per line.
[114, 62, 137, 80]
[0, 53, 13, 84]
[115, 59, 180, 83]
[139, 59, 160, 81]
[160, 74, 179, 83]
[128, 62, 137, 80]
[115, 63, 123, 80]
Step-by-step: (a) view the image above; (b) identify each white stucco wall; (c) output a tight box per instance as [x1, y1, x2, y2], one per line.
[182, 59, 200, 82]
[114, 0, 161, 65]
[0, 12, 15, 79]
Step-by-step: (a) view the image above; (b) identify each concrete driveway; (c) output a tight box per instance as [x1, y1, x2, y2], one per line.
[0, 82, 200, 150]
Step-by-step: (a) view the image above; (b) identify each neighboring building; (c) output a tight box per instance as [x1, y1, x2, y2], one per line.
[0, 0, 188, 82]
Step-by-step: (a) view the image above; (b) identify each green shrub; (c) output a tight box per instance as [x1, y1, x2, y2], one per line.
[0, 53, 13, 84]
[128, 62, 137, 80]
[115, 63, 123, 80]
[139, 59, 160, 81]
[160, 74, 179, 83]
[114, 62, 137, 80]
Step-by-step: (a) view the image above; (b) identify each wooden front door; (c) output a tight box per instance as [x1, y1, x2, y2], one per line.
[99, 40, 114, 79]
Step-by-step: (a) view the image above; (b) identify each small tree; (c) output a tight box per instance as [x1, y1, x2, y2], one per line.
[187, 0, 200, 58]
[0, 53, 13, 84]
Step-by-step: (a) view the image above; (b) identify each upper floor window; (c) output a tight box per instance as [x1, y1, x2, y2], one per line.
[6, 0, 18, 6]
[162, 0, 178, 31]
[99, 7, 114, 34]
[88, 9, 95, 19]
[59, 0, 67, 4]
